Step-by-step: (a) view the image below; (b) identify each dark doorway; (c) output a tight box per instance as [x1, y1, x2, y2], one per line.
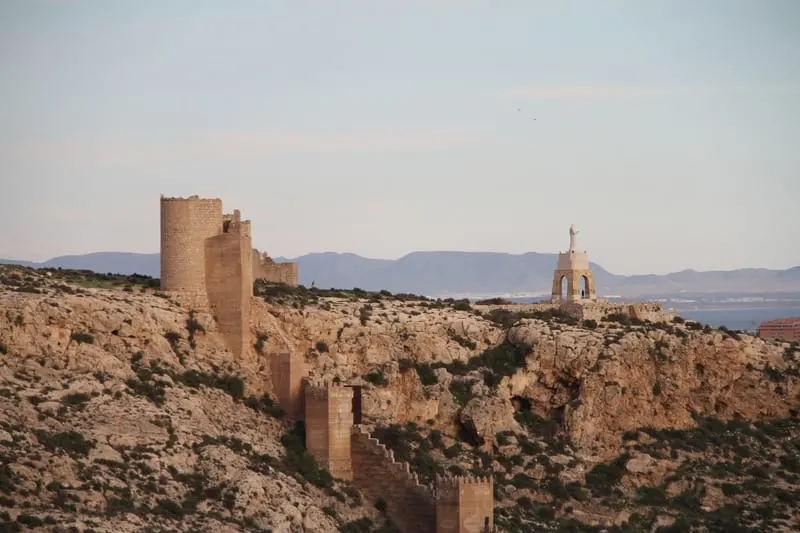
[350, 386, 362, 425]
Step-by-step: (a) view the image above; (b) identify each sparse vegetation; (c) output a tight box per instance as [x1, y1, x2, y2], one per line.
[70, 331, 94, 344]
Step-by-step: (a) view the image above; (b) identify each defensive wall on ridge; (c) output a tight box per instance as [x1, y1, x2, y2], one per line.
[351, 424, 437, 533]
[159, 195, 299, 356]
[292, 377, 494, 533]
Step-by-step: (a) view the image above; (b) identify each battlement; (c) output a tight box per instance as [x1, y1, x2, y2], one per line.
[352, 425, 432, 495]
[303, 378, 353, 401]
[160, 194, 222, 203]
[351, 425, 436, 532]
[435, 474, 493, 490]
[435, 473, 494, 533]
[252, 247, 298, 286]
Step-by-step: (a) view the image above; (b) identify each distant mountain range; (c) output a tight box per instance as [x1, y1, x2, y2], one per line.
[2, 251, 799, 298]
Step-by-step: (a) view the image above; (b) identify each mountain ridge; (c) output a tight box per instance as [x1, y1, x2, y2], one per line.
[1, 251, 798, 298]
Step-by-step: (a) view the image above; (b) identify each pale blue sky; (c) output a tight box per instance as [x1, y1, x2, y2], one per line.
[1, 0, 798, 275]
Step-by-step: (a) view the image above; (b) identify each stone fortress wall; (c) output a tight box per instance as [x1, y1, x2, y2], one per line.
[159, 195, 299, 356]
[278, 374, 494, 533]
[351, 425, 437, 533]
[253, 250, 299, 286]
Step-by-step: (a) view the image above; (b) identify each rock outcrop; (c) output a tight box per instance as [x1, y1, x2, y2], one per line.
[1, 266, 799, 532]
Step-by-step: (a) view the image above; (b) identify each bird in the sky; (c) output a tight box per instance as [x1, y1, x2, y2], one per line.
[517, 108, 536, 120]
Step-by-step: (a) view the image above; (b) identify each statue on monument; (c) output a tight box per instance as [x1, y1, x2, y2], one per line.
[569, 224, 579, 251]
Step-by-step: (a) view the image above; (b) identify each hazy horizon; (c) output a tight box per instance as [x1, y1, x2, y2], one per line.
[2, 1, 799, 275]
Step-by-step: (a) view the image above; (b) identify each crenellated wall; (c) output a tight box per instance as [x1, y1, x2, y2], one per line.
[435, 475, 494, 533]
[252, 249, 298, 286]
[304, 380, 354, 480]
[351, 425, 437, 533]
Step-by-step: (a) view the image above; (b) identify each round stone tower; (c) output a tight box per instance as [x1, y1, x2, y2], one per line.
[160, 195, 223, 296]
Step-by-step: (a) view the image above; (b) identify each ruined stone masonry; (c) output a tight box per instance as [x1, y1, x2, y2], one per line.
[159, 195, 299, 356]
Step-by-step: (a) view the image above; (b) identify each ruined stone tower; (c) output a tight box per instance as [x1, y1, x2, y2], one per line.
[436, 475, 494, 533]
[551, 223, 597, 303]
[160, 196, 224, 304]
[304, 380, 354, 480]
[159, 194, 299, 356]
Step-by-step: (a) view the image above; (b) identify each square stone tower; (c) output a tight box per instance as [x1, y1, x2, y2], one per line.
[270, 352, 308, 420]
[436, 475, 494, 533]
[304, 380, 354, 480]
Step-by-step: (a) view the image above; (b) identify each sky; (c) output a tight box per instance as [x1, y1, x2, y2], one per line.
[0, 0, 798, 275]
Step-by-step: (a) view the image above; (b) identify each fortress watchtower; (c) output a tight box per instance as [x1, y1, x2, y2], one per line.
[160, 195, 223, 303]
[304, 380, 354, 480]
[158, 194, 299, 356]
[436, 475, 494, 533]
[551, 224, 597, 303]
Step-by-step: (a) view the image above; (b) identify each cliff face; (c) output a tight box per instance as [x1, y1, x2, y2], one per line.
[506, 319, 795, 461]
[1, 268, 799, 533]
[0, 268, 389, 533]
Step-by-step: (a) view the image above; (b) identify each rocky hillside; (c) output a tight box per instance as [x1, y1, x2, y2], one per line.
[1, 267, 799, 532]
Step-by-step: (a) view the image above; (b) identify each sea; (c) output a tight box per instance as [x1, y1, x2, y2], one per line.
[497, 294, 800, 334]
[673, 306, 800, 333]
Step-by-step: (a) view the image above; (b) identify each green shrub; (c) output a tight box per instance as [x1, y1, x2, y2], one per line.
[175, 370, 245, 400]
[363, 371, 388, 386]
[154, 498, 185, 519]
[415, 364, 438, 386]
[61, 393, 90, 407]
[0, 343, 6, 355]
[35, 430, 95, 457]
[584, 453, 629, 496]
[15, 515, 44, 527]
[281, 423, 334, 488]
[449, 380, 473, 406]
[254, 333, 268, 354]
[244, 394, 285, 419]
[70, 331, 94, 344]
[450, 333, 477, 350]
